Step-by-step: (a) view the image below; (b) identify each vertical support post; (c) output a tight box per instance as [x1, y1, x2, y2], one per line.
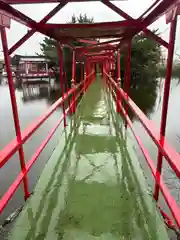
[117, 49, 121, 113]
[81, 62, 84, 83]
[105, 59, 107, 74]
[83, 59, 86, 93]
[154, 15, 177, 201]
[124, 41, 132, 128]
[109, 57, 111, 76]
[45, 62, 48, 74]
[104, 60, 107, 79]
[86, 60, 89, 91]
[94, 63, 96, 80]
[110, 51, 114, 77]
[87, 61, 90, 88]
[71, 50, 76, 114]
[108, 58, 111, 90]
[92, 62, 93, 80]
[101, 62, 104, 77]
[57, 43, 66, 127]
[89, 62, 91, 83]
[125, 41, 132, 96]
[1, 27, 30, 200]
[25, 61, 28, 75]
[104, 61, 107, 84]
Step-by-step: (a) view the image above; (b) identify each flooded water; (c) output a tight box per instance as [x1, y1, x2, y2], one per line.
[0, 79, 68, 224]
[130, 78, 180, 207]
[0, 77, 180, 234]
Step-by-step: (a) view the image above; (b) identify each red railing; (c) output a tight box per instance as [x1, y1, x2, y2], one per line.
[105, 71, 180, 229]
[0, 71, 94, 215]
[0, 0, 179, 235]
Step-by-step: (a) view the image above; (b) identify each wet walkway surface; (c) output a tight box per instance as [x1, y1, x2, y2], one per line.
[9, 77, 169, 239]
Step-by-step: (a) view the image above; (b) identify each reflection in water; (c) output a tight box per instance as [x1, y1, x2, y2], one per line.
[129, 78, 158, 120]
[22, 86, 51, 102]
[131, 78, 180, 209]
[21, 82, 61, 106]
[0, 79, 65, 226]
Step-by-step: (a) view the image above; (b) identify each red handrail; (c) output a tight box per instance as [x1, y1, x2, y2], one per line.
[0, 74, 93, 167]
[106, 73, 180, 178]
[0, 71, 94, 215]
[105, 72, 180, 229]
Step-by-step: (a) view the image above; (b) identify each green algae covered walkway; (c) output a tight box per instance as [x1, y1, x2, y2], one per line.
[9, 77, 169, 240]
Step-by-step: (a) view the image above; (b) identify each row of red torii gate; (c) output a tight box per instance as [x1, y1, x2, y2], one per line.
[0, 0, 180, 234]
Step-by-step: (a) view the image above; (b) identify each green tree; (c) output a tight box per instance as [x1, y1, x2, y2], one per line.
[118, 31, 161, 86]
[115, 31, 161, 118]
[40, 16, 161, 117]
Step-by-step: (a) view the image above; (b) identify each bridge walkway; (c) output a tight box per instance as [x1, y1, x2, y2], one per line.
[9, 77, 169, 240]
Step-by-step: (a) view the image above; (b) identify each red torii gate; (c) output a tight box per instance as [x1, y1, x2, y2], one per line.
[0, 0, 180, 233]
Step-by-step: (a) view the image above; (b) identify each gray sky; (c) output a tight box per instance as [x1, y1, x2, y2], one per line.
[1, 0, 180, 58]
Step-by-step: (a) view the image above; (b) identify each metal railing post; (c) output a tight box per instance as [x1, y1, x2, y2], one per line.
[154, 14, 177, 201]
[84, 60, 86, 93]
[81, 62, 84, 83]
[1, 27, 30, 200]
[70, 50, 76, 114]
[116, 49, 121, 113]
[124, 40, 132, 128]
[124, 41, 132, 96]
[57, 43, 66, 127]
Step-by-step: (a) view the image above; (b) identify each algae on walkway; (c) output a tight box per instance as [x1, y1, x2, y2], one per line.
[9, 77, 169, 240]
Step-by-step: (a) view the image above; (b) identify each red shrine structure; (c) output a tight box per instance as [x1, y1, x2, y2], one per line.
[0, 0, 180, 236]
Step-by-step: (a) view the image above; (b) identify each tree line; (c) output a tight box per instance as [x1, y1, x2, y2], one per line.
[40, 14, 162, 89]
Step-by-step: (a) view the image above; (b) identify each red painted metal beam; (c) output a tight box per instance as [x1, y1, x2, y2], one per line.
[8, 1, 68, 55]
[166, 1, 180, 23]
[116, 49, 121, 112]
[117, 49, 121, 82]
[35, 19, 140, 29]
[77, 39, 127, 60]
[154, 14, 178, 201]
[139, 0, 162, 18]
[86, 43, 120, 52]
[1, 27, 30, 200]
[0, 1, 81, 44]
[85, 51, 113, 57]
[4, 0, 122, 4]
[102, 0, 169, 48]
[70, 50, 76, 114]
[76, 38, 122, 52]
[0, 0, 62, 41]
[124, 41, 131, 96]
[78, 39, 98, 44]
[88, 57, 110, 62]
[0, 1, 37, 27]
[0, 9, 26, 26]
[142, 0, 178, 27]
[87, 39, 121, 48]
[57, 43, 67, 127]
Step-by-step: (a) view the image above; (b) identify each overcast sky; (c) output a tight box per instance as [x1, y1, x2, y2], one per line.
[1, 0, 180, 58]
